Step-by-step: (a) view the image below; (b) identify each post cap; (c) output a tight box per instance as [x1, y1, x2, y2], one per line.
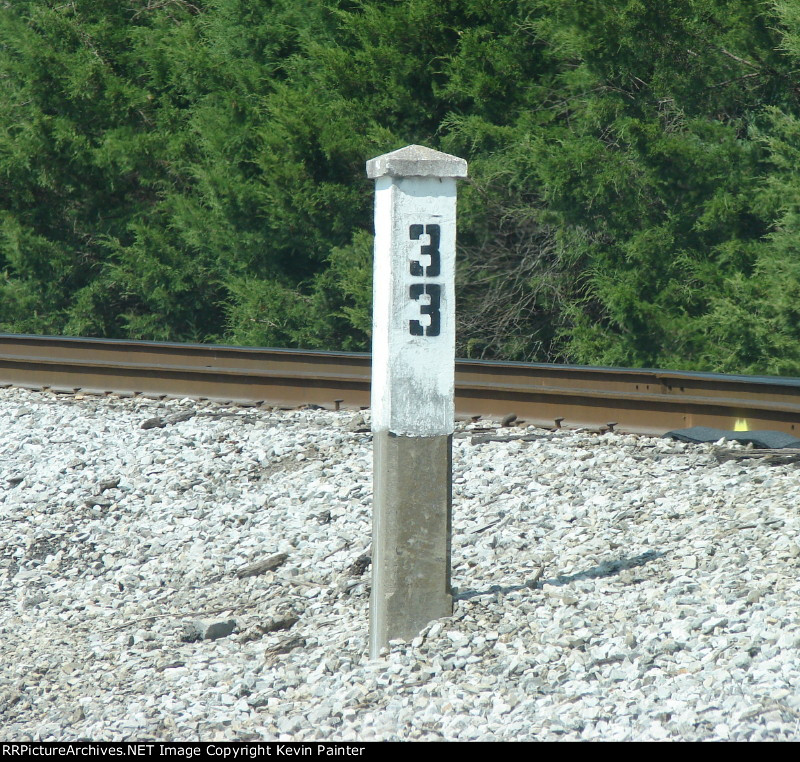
[367, 144, 467, 179]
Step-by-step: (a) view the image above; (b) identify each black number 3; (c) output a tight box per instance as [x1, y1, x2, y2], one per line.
[409, 284, 441, 337]
[409, 224, 441, 277]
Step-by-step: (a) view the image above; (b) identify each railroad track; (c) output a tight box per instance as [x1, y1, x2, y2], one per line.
[1, 333, 800, 436]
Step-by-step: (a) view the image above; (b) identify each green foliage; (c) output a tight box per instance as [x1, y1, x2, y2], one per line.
[224, 229, 372, 351]
[2, 1, 800, 375]
[517, 0, 800, 372]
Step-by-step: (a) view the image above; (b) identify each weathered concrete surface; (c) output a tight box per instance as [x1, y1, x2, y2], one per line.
[370, 174, 457, 437]
[369, 431, 453, 657]
[366, 144, 467, 180]
[368, 143, 467, 438]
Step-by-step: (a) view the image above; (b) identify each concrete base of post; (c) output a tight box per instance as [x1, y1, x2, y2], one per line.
[369, 431, 453, 657]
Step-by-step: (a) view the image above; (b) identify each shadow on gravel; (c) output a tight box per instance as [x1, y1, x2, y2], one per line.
[454, 550, 665, 601]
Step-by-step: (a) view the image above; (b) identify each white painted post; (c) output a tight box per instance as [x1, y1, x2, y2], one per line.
[366, 145, 467, 657]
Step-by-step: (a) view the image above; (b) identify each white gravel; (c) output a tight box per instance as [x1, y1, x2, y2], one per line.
[1, 385, 799, 741]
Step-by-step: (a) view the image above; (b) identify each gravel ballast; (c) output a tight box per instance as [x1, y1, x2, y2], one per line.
[1, 386, 799, 741]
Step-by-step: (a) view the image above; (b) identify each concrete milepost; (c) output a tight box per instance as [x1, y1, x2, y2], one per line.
[366, 145, 468, 657]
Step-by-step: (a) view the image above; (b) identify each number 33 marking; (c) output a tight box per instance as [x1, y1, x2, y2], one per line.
[408, 224, 442, 337]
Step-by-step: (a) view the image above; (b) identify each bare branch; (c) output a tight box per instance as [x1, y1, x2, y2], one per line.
[718, 48, 761, 70]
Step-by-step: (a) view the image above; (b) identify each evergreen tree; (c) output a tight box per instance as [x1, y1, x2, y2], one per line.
[514, 0, 798, 371]
[2, 0, 800, 376]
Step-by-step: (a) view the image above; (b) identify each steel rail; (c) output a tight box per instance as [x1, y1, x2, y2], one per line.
[2, 333, 800, 436]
